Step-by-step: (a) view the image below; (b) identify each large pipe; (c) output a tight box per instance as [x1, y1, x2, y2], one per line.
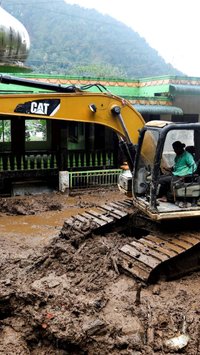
[0, 74, 78, 93]
[0, 7, 30, 66]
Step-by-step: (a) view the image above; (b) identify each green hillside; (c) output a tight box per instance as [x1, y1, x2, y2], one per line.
[4, 0, 183, 78]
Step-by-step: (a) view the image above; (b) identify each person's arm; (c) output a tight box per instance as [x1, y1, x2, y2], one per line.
[162, 166, 173, 173]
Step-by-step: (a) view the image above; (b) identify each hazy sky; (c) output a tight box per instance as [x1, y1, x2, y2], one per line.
[64, 0, 200, 77]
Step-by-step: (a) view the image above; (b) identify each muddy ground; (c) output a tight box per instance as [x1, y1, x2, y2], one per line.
[0, 187, 199, 354]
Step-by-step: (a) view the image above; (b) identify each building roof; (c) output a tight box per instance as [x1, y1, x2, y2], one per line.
[0, 73, 200, 115]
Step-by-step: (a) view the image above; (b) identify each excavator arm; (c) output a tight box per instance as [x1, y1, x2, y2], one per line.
[0, 75, 144, 145]
[0, 75, 146, 172]
[0, 92, 143, 142]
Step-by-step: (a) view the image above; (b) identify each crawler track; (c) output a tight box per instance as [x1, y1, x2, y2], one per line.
[60, 199, 133, 240]
[119, 232, 200, 283]
[60, 199, 200, 283]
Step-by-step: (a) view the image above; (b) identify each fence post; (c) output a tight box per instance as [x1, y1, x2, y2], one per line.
[59, 171, 70, 194]
[111, 152, 114, 166]
[47, 155, 51, 169]
[34, 156, 37, 169]
[0, 157, 3, 171]
[72, 154, 76, 168]
[100, 153, 103, 166]
[95, 153, 98, 167]
[67, 154, 71, 168]
[89, 153, 93, 167]
[83, 153, 87, 167]
[27, 156, 31, 170]
[78, 154, 81, 167]
[14, 156, 17, 170]
[41, 155, 44, 169]
[53, 154, 57, 168]
[21, 155, 24, 170]
[7, 156, 11, 171]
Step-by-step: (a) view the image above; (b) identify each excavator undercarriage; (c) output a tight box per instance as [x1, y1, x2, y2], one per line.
[59, 198, 200, 284]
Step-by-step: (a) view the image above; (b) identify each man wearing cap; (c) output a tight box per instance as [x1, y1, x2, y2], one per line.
[158, 141, 197, 202]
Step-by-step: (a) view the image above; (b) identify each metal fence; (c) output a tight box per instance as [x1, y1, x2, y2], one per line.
[68, 169, 122, 189]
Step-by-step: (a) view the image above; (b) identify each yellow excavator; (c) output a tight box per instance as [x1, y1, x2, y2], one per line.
[1, 75, 200, 283]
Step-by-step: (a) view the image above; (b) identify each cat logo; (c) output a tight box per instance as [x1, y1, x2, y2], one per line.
[30, 101, 50, 115]
[14, 99, 60, 116]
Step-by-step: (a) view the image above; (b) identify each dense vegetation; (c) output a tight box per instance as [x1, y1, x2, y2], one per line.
[4, 0, 183, 78]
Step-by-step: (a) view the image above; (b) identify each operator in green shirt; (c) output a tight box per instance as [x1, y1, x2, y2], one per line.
[158, 141, 197, 202]
[173, 141, 197, 176]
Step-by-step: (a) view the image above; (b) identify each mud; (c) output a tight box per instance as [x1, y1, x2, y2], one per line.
[0, 187, 199, 354]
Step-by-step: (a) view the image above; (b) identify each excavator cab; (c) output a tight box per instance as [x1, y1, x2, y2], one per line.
[119, 120, 200, 282]
[132, 120, 200, 220]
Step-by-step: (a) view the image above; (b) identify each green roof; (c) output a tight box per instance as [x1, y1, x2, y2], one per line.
[1, 73, 200, 108]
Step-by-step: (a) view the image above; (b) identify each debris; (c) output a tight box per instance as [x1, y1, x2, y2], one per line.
[152, 284, 160, 295]
[147, 327, 154, 346]
[164, 334, 190, 351]
[83, 319, 106, 336]
[41, 323, 48, 329]
[135, 283, 142, 305]
[110, 255, 120, 274]
[46, 312, 55, 320]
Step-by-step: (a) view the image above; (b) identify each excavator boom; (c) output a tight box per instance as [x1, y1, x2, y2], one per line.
[0, 75, 144, 145]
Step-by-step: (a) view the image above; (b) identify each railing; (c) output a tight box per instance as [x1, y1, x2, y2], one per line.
[0, 153, 57, 171]
[0, 150, 115, 171]
[65, 151, 114, 170]
[68, 169, 122, 189]
[0, 151, 120, 194]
